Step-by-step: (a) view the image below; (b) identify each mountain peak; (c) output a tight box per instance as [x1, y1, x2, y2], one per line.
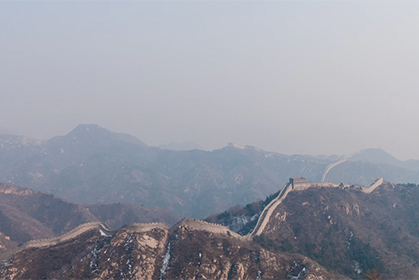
[68, 124, 110, 136]
[349, 148, 401, 165]
[48, 124, 146, 147]
[227, 142, 245, 149]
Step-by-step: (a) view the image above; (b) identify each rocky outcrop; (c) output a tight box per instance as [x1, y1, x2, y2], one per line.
[164, 220, 344, 280]
[0, 222, 170, 280]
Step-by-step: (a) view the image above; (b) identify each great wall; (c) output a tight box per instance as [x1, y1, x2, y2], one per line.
[122, 222, 169, 232]
[0, 221, 171, 261]
[321, 158, 347, 182]
[173, 218, 243, 239]
[248, 177, 384, 237]
[3, 177, 384, 258]
[9, 218, 240, 254]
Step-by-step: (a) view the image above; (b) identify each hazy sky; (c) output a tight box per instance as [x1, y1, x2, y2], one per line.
[1, 2, 419, 160]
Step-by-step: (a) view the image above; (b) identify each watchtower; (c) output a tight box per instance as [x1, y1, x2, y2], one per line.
[289, 177, 307, 188]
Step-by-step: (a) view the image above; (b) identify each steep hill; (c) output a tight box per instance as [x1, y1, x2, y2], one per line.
[208, 181, 419, 279]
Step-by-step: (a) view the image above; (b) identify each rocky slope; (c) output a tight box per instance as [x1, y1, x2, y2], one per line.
[0, 219, 344, 280]
[209, 181, 419, 279]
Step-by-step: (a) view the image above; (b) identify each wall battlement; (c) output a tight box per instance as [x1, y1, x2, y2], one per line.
[122, 222, 169, 232]
[289, 177, 307, 188]
[21, 222, 103, 250]
[173, 218, 242, 239]
[17, 221, 171, 253]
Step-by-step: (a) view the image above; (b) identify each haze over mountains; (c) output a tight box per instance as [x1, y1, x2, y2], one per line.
[4, 2, 419, 279]
[1, 124, 419, 219]
[1, 125, 419, 278]
[0, 127, 15, 136]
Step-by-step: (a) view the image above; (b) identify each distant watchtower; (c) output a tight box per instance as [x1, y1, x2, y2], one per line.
[289, 177, 307, 189]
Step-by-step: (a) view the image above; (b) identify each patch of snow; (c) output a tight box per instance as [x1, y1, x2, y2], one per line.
[346, 231, 353, 250]
[288, 261, 307, 280]
[353, 261, 362, 274]
[226, 213, 259, 234]
[89, 245, 99, 272]
[160, 242, 171, 280]
[99, 229, 111, 237]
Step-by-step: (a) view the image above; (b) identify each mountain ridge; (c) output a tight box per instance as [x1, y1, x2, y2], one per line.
[2, 124, 419, 219]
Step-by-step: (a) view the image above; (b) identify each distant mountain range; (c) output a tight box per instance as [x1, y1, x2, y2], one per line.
[1, 124, 419, 218]
[348, 148, 419, 170]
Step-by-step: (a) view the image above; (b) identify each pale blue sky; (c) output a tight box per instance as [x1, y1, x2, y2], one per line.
[1, 2, 419, 160]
